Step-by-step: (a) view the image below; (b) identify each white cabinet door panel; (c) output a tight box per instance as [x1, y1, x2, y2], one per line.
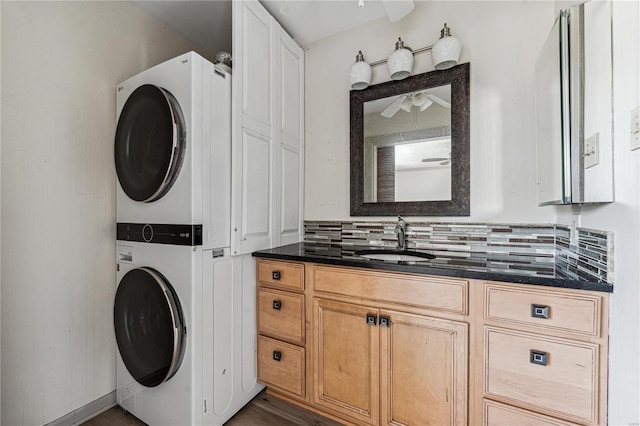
[240, 1, 272, 136]
[240, 129, 272, 252]
[281, 145, 302, 244]
[280, 38, 302, 146]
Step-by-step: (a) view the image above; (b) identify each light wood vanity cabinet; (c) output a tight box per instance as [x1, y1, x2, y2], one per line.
[256, 259, 306, 400]
[255, 258, 609, 426]
[476, 282, 609, 426]
[311, 265, 469, 426]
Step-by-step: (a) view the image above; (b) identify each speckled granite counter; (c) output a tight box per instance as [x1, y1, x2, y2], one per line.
[253, 242, 613, 293]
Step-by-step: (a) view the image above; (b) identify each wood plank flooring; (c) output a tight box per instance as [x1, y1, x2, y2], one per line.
[81, 391, 343, 426]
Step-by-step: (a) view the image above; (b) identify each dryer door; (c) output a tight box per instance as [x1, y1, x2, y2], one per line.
[114, 267, 186, 387]
[115, 84, 186, 202]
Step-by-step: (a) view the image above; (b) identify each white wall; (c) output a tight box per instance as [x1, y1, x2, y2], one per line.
[305, 1, 640, 423]
[304, 1, 556, 223]
[1, 2, 209, 424]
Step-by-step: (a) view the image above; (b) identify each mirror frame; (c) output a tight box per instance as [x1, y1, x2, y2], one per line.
[350, 62, 470, 216]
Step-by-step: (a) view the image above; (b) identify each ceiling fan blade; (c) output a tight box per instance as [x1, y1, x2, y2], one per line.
[382, 0, 415, 22]
[425, 93, 451, 109]
[380, 96, 407, 118]
[421, 157, 450, 163]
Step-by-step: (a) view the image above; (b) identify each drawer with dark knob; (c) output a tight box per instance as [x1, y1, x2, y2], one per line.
[257, 336, 305, 398]
[258, 288, 305, 345]
[484, 283, 603, 337]
[257, 259, 304, 290]
[484, 327, 599, 424]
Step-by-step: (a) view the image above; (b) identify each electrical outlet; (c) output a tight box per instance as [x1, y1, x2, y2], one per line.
[631, 107, 640, 150]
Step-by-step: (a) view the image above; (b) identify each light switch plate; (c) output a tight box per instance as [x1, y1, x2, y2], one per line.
[584, 133, 599, 169]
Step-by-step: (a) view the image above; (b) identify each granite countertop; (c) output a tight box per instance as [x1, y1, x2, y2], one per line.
[252, 242, 613, 293]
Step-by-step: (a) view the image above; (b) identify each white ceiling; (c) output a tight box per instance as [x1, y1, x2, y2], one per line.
[132, 0, 394, 56]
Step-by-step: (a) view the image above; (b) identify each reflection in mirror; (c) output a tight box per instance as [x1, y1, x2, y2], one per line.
[350, 63, 470, 216]
[363, 85, 452, 202]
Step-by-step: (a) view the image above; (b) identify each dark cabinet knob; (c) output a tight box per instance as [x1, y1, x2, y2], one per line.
[366, 314, 377, 326]
[531, 304, 550, 319]
[272, 271, 281, 280]
[272, 300, 282, 310]
[273, 351, 282, 361]
[530, 350, 548, 366]
[379, 316, 391, 327]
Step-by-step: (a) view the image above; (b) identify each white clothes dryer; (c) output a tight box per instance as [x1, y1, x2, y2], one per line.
[115, 242, 263, 426]
[115, 52, 231, 250]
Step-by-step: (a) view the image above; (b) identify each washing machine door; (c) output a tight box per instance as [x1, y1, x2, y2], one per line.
[114, 267, 186, 387]
[115, 84, 186, 202]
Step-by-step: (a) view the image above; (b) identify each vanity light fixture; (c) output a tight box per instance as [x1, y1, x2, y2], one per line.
[431, 23, 462, 70]
[349, 23, 462, 90]
[349, 50, 372, 90]
[387, 37, 414, 80]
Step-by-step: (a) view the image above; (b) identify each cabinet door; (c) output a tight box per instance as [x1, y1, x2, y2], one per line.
[312, 298, 380, 426]
[231, 0, 304, 255]
[275, 25, 304, 247]
[231, 0, 274, 254]
[380, 310, 468, 426]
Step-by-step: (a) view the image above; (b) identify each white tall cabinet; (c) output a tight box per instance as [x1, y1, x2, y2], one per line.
[231, 0, 304, 255]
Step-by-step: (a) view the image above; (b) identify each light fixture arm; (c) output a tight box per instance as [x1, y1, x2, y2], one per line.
[369, 44, 433, 67]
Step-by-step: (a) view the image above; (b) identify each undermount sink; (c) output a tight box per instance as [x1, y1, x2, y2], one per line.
[354, 249, 436, 262]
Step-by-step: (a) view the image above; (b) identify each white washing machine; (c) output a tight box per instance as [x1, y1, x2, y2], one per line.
[115, 242, 263, 425]
[115, 51, 230, 249]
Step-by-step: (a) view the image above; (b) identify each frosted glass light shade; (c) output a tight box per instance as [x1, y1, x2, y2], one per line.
[387, 47, 413, 80]
[349, 51, 372, 90]
[432, 34, 462, 70]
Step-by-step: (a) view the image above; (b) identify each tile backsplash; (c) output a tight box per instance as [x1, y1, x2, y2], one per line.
[304, 221, 614, 283]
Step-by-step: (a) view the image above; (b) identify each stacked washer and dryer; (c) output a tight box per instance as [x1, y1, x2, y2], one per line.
[113, 52, 263, 425]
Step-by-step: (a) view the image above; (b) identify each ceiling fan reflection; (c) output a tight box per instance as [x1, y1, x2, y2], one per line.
[381, 91, 451, 118]
[421, 152, 451, 166]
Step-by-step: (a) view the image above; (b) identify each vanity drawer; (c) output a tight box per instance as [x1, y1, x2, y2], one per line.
[258, 288, 305, 345]
[311, 265, 467, 314]
[257, 259, 304, 291]
[258, 336, 305, 399]
[484, 400, 578, 426]
[484, 327, 599, 423]
[484, 283, 603, 337]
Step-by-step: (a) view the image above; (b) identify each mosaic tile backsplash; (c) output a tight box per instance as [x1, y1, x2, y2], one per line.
[304, 221, 614, 283]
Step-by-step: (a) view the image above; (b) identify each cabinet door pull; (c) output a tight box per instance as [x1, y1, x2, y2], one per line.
[531, 304, 549, 319]
[379, 316, 391, 327]
[272, 271, 281, 280]
[366, 314, 377, 326]
[273, 351, 282, 361]
[530, 350, 548, 366]
[272, 300, 282, 310]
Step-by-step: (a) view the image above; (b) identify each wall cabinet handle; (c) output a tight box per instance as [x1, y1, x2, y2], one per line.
[530, 350, 548, 366]
[531, 304, 550, 319]
[272, 271, 281, 280]
[379, 316, 391, 327]
[366, 314, 377, 326]
[273, 351, 282, 361]
[272, 300, 282, 310]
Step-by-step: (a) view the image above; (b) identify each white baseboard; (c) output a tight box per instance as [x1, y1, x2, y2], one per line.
[45, 391, 117, 426]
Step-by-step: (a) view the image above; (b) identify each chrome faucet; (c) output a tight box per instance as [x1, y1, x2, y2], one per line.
[394, 216, 407, 251]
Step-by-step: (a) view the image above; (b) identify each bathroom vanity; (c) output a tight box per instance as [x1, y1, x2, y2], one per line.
[253, 243, 610, 426]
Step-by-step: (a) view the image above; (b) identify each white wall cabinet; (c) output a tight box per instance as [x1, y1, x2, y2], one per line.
[231, 0, 304, 255]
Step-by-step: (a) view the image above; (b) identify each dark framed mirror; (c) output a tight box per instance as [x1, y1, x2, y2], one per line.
[350, 62, 470, 216]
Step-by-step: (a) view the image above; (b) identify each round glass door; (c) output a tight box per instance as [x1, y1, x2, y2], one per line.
[115, 84, 186, 202]
[114, 267, 186, 387]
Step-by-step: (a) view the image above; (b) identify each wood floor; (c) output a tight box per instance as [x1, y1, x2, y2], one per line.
[81, 391, 343, 426]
